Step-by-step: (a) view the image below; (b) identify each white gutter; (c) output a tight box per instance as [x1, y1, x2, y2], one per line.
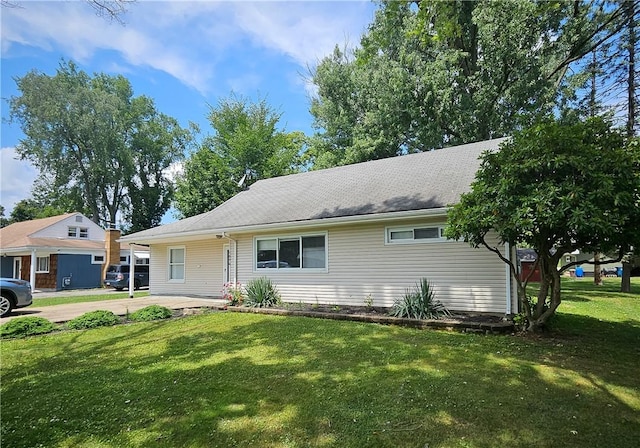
[120, 207, 450, 245]
[505, 242, 512, 315]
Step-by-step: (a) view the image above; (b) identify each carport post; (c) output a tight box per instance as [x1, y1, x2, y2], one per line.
[129, 245, 135, 298]
[30, 249, 36, 289]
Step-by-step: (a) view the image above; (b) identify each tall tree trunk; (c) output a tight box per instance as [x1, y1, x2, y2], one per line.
[621, 0, 637, 293]
[527, 254, 562, 332]
[594, 252, 602, 285]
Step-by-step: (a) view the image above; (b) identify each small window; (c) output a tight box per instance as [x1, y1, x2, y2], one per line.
[386, 225, 447, 244]
[565, 255, 571, 263]
[75, 215, 83, 223]
[36, 256, 50, 273]
[79, 227, 89, 238]
[92, 255, 105, 264]
[168, 247, 185, 281]
[120, 256, 128, 263]
[68, 226, 77, 237]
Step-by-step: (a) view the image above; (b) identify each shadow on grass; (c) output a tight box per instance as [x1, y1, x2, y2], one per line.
[2, 313, 639, 448]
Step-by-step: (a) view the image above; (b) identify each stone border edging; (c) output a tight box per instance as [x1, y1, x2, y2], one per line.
[226, 306, 514, 334]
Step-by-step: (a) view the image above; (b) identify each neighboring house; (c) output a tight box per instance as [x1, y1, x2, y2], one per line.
[0, 213, 147, 290]
[121, 138, 518, 314]
[560, 251, 623, 276]
[516, 249, 541, 282]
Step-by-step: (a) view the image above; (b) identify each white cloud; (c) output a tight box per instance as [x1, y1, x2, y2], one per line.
[231, 2, 367, 68]
[1, 1, 373, 94]
[0, 147, 38, 215]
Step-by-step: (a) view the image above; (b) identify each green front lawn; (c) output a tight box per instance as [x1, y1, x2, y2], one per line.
[1, 279, 639, 447]
[33, 291, 150, 307]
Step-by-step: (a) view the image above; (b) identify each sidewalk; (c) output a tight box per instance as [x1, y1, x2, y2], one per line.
[3, 295, 227, 324]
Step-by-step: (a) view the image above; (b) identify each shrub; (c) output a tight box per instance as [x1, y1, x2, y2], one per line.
[390, 278, 451, 320]
[222, 282, 245, 306]
[67, 310, 120, 330]
[244, 277, 280, 308]
[129, 305, 173, 322]
[0, 317, 57, 339]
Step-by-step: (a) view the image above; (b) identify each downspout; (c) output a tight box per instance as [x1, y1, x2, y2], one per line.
[30, 249, 36, 290]
[504, 242, 512, 315]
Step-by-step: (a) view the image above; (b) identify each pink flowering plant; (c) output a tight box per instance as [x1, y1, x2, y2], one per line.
[222, 282, 244, 306]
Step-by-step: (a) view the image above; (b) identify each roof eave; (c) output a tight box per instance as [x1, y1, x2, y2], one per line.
[120, 207, 451, 245]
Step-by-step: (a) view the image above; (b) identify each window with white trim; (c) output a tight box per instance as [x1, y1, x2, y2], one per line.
[168, 247, 185, 281]
[36, 256, 50, 273]
[256, 234, 326, 270]
[386, 225, 447, 244]
[67, 226, 89, 238]
[92, 255, 105, 264]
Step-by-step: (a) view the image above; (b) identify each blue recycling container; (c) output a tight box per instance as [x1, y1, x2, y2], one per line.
[616, 266, 623, 277]
[575, 266, 584, 278]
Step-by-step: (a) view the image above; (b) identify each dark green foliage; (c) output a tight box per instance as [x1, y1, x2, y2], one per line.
[244, 277, 280, 308]
[67, 310, 120, 330]
[0, 317, 57, 339]
[447, 117, 640, 331]
[8, 59, 190, 228]
[128, 305, 173, 322]
[308, 0, 629, 167]
[174, 94, 304, 217]
[390, 278, 451, 320]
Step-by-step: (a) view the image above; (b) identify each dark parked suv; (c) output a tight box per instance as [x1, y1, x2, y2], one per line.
[103, 264, 149, 290]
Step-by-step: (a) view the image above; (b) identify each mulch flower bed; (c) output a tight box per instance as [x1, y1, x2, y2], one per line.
[226, 303, 515, 334]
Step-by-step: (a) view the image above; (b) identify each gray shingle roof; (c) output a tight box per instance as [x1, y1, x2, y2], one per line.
[123, 138, 506, 240]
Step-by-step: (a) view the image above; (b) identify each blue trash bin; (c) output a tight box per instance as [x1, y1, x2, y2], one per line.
[575, 266, 584, 278]
[616, 266, 623, 277]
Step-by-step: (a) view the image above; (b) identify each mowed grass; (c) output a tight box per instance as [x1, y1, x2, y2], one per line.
[1, 280, 639, 447]
[33, 290, 150, 307]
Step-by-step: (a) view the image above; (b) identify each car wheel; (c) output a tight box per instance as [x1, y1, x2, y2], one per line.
[115, 287, 124, 291]
[0, 294, 14, 318]
[134, 280, 140, 290]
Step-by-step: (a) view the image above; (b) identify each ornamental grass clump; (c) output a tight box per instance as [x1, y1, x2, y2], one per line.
[244, 277, 280, 308]
[129, 305, 173, 322]
[0, 316, 57, 339]
[67, 310, 120, 330]
[390, 278, 451, 320]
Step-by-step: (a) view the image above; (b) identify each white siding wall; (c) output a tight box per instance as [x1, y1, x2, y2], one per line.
[149, 238, 227, 297]
[236, 219, 511, 313]
[147, 218, 513, 313]
[33, 214, 105, 241]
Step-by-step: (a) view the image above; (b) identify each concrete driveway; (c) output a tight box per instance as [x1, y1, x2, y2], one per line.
[3, 290, 227, 323]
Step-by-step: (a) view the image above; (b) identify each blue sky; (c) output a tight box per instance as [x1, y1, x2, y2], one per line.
[1, 0, 377, 218]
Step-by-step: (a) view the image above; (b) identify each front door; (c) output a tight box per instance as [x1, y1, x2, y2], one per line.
[13, 258, 22, 279]
[222, 244, 231, 284]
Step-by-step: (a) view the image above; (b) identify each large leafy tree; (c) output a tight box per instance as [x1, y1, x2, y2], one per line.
[446, 118, 640, 332]
[309, 0, 632, 168]
[9, 60, 189, 229]
[174, 95, 305, 218]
